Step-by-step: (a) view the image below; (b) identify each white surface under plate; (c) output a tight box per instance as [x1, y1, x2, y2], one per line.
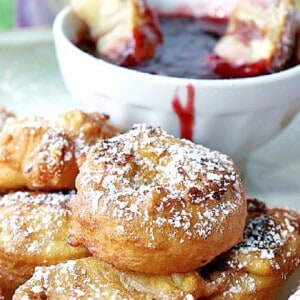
[0, 28, 299, 298]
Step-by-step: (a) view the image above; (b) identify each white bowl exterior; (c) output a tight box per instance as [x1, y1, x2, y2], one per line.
[53, 7, 300, 165]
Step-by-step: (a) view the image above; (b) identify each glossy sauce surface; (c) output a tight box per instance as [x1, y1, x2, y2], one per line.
[78, 15, 299, 80]
[132, 17, 221, 79]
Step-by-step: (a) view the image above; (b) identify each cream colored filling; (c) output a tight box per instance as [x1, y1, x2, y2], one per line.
[71, 0, 136, 55]
[233, 0, 288, 44]
[215, 36, 273, 65]
[216, 0, 293, 64]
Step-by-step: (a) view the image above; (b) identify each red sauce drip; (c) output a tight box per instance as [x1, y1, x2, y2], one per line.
[172, 84, 195, 140]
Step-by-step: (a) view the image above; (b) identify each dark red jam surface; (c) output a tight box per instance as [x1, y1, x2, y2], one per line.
[77, 16, 299, 79]
[131, 17, 221, 79]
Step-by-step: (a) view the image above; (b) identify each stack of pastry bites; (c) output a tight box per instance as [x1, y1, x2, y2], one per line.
[0, 108, 298, 300]
[0, 108, 119, 299]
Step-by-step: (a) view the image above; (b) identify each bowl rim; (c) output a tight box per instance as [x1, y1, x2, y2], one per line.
[53, 6, 300, 88]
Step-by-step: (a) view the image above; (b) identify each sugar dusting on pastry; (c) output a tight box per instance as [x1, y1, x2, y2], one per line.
[70, 124, 247, 274]
[0, 191, 73, 254]
[78, 124, 243, 241]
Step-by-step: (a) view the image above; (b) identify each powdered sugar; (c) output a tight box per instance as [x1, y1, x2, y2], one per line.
[0, 110, 119, 190]
[77, 124, 244, 241]
[15, 258, 199, 299]
[0, 191, 74, 254]
[24, 127, 74, 180]
[199, 200, 300, 299]
[235, 212, 295, 260]
[223, 274, 256, 297]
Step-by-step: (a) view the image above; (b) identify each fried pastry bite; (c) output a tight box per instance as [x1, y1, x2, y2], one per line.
[0, 116, 78, 191]
[14, 199, 299, 300]
[69, 124, 247, 275]
[13, 257, 205, 300]
[71, 0, 162, 66]
[0, 109, 119, 191]
[207, 0, 297, 77]
[56, 109, 120, 160]
[0, 191, 90, 299]
[200, 199, 300, 299]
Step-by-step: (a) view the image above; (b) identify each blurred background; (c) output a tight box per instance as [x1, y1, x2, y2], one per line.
[0, 0, 68, 29]
[0, 0, 299, 29]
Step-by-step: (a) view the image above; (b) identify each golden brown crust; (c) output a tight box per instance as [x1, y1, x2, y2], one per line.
[0, 110, 119, 192]
[13, 199, 300, 300]
[55, 109, 120, 160]
[200, 199, 300, 299]
[0, 116, 78, 191]
[69, 124, 247, 274]
[13, 257, 205, 300]
[0, 191, 90, 299]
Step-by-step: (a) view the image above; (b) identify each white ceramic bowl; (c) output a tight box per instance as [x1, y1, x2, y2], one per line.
[53, 3, 300, 169]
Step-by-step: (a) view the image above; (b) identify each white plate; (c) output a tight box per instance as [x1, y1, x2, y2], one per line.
[0, 27, 81, 115]
[0, 28, 299, 299]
